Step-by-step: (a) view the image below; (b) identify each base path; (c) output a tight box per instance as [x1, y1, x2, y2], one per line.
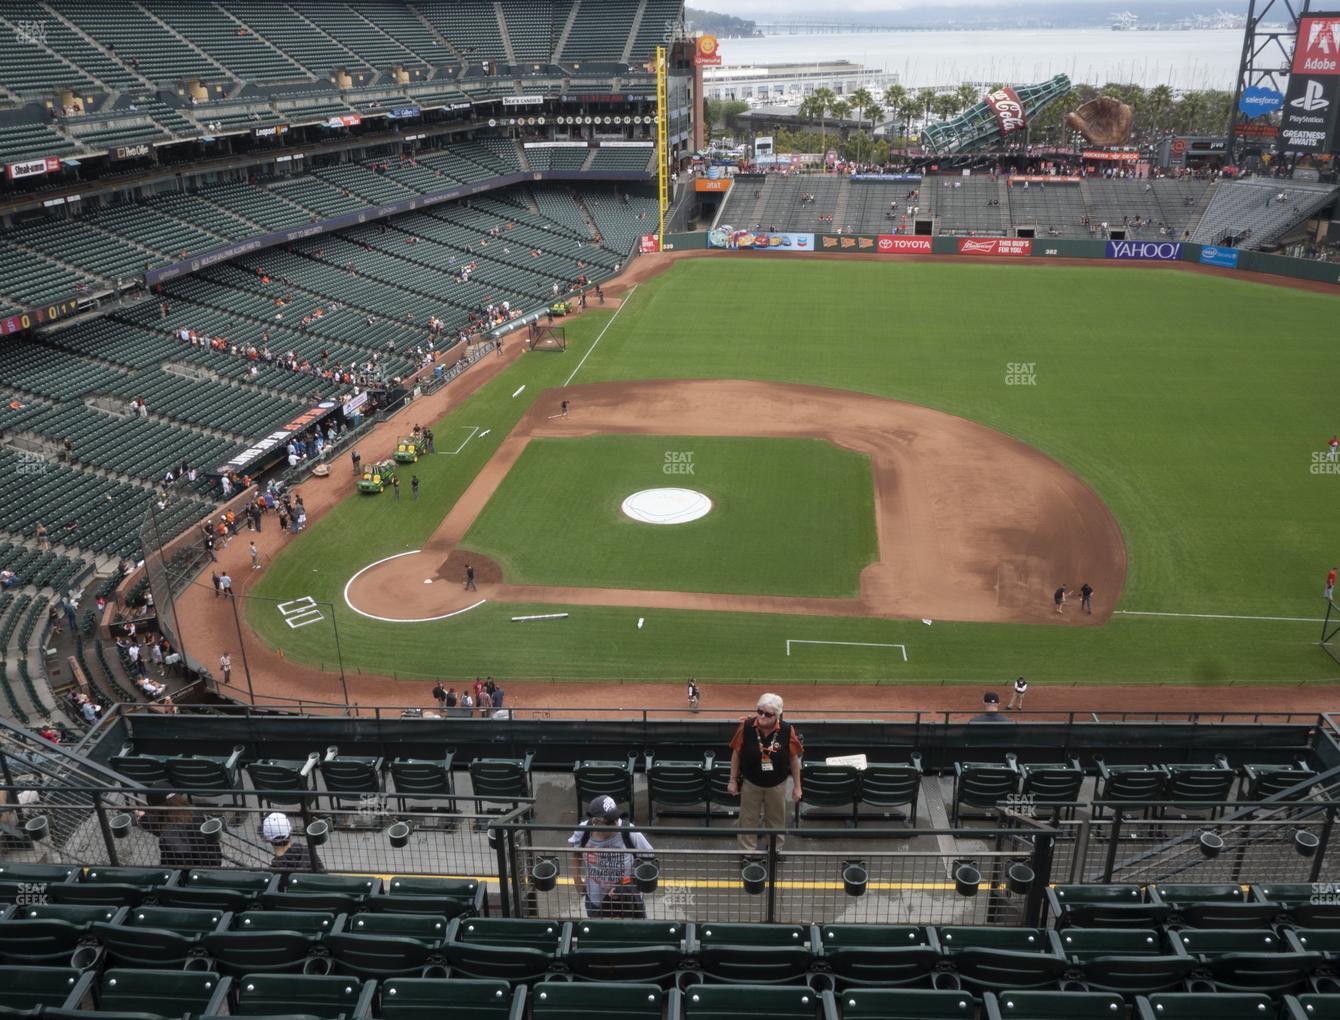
[345, 379, 1127, 626]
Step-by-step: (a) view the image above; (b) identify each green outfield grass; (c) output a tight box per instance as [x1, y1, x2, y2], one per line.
[459, 435, 877, 597]
[240, 258, 1340, 687]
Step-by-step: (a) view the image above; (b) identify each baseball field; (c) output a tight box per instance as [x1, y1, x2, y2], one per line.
[241, 256, 1340, 687]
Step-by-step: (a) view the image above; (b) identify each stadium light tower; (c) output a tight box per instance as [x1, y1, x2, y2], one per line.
[1227, 0, 1314, 165]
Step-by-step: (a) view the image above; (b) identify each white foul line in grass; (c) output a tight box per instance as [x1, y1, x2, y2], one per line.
[787, 639, 907, 661]
[436, 426, 480, 455]
[564, 282, 639, 387]
[512, 385, 526, 398]
[1114, 609, 1325, 624]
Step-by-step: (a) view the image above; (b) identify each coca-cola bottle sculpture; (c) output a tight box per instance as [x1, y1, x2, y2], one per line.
[920, 74, 1072, 155]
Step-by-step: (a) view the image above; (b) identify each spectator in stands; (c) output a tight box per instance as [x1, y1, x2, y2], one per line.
[38, 721, 59, 743]
[727, 693, 803, 857]
[568, 795, 653, 918]
[0, 570, 16, 590]
[264, 812, 322, 872]
[971, 691, 1012, 722]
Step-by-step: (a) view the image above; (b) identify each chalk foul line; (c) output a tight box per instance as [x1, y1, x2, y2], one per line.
[563, 282, 639, 387]
[1114, 609, 1325, 624]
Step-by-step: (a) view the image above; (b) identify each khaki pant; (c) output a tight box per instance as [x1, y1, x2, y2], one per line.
[738, 779, 788, 852]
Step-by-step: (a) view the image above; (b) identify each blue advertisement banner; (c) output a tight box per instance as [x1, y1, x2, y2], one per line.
[850, 173, 924, 182]
[1106, 240, 1184, 261]
[1199, 245, 1240, 268]
[707, 227, 815, 251]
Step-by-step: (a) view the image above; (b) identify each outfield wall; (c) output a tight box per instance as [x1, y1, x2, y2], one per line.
[669, 231, 1340, 288]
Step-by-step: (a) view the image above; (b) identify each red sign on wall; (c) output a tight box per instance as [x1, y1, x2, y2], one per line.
[957, 237, 1033, 257]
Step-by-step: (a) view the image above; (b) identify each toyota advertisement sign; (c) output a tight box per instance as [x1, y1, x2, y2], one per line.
[1106, 240, 1184, 261]
[877, 236, 933, 254]
[1281, 15, 1340, 153]
[957, 237, 1033, 257]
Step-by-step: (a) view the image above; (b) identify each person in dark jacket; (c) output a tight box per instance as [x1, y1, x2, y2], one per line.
[263, 811, 322, 872]
[146, 793, 222, 869]
[727, 692, 803, 854]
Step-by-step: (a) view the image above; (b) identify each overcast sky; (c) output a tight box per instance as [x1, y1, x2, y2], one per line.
[710, 0, 1210, 13]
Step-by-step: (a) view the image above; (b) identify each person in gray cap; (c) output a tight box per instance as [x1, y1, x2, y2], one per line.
[567, 795, 653, 917]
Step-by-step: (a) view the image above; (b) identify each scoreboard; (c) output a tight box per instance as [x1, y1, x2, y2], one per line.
[0, 296, 80, 336]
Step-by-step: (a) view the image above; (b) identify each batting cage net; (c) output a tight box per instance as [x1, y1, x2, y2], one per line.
[527, 322, 566, 351]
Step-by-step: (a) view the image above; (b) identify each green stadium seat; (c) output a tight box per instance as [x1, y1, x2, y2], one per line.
[936, 928, 1067, 993]
[347, 914, 451, 945]
[1284, 928, 1340, 961]
[319, 753, 385, 810]
[1286, 993, 1340, 1019]
[1173, 928, 1285, 958]
[951, 757, 1020, 825]
[0, 864, 79, 903]
[233, 974, 376, 1019]
[376, 978, 524, 1020]
[572, 754, 638, 822]
[837, 988, 974, 1018]
[235, 911, 342, 934]
[373, 878, 484, 919]
[1239, 761, 1318, 801]
[1162, 757, 1237, 816]
[1077, 952, 1198, 995]
[164, 750, 246, 806]
[110, 752, 172, 786]
[795, 764, 861, 827]
[562, 919, 687, 985]
[8, 904, 123, 928]
[1199, 949, 1322, 995]
[83, 868, 177, 889]
[984, 990, 1126, 1019]
[0, 919, 93, 964]
[646, 756, 712, 824]
[707, 761, 740, 819]
[1150, 885, 1279, 928]
[246, 755, 322, 810]
[468, 754, 535, 815]
[0, 966, 94, 1012]
[1093, 760, 1168, 815]
[1046, 885, 1169, 929]
[264, 874, 376, 913]
[1135, 993, 1278, 1020]
[857, 758, 924, 825]
[322, 932, 438, 979]
[1058, 928, 1165, 961]
[530, 980, 665, 1018]
[693, 922, 816, 984]
[203, 927, 327, 976]
[444, 918, 566, 984]
[388, 754, 456, 814]
[814, 924, 939, 988]
[1018, 760, 1086, 819]
[679, 983, 837, 1019]
[94, 969, 231, 1018]
[90, 908, 227, 968]
[1254, 885, 1340, 927]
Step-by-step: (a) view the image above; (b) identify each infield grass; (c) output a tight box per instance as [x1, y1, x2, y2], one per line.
[460, 435, 877, 597]
[243, 258, 1340, 686]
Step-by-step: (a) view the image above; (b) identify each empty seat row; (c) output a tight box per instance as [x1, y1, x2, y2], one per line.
[1049, 883, 1340, 931]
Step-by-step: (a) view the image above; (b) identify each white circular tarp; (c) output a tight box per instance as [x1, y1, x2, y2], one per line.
[621, 488, 712, 525]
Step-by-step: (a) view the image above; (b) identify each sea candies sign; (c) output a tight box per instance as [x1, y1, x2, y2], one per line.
[1106, 240, 1184, 261]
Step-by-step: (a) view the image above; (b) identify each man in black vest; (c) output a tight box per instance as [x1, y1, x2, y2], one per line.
[727, 692, 803, 854]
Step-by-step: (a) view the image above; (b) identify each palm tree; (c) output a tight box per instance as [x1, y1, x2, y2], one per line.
[916, 87, 937, 127]
[849, 86, 877, 133]
[801, 86, 838, 155]
[955, 83, 980, 114]
[897, 98, 919, 144]
[932, 93, 960, 121]
[1146, 84, 1173, 145]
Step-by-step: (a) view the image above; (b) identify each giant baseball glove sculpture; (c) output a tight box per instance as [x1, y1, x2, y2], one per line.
[1065, 96, 1134, 146]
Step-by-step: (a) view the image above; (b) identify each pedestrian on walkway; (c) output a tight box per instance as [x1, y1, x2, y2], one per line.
[464, 564, 477, 591]
[219, 572, 232, 597]
[411, 475, 420, 499]
[1007, 676, 1028, 711]
[392, 476, 400, 501]
[219, 652, 231, 685]
[250, 542, 260, 570]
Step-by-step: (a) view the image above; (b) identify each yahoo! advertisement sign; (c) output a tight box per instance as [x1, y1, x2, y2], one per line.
[1106, 240, 1184, 261]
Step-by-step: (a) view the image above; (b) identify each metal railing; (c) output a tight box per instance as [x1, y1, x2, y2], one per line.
[492, 820, 1054, 927]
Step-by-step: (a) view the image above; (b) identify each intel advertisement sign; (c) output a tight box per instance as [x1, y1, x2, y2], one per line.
[1238, 86, 1285, 117]
[1200, 246, 1240, 268]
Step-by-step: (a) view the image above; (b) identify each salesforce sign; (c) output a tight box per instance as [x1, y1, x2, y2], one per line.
[1106, 240, 1184, 261]
[1239, 86, 1285, 117]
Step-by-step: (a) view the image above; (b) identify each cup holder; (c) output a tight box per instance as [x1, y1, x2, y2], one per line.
[302, 956, 334, 976]
[807, 972, 835, 994]
[530, 857, 559, 892]
[70, 945, 102, 971]
[932, 971, 962, 991]
[675, 970, 704, 993]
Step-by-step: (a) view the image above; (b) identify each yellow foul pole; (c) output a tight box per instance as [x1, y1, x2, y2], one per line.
[656, 45, 668, 251]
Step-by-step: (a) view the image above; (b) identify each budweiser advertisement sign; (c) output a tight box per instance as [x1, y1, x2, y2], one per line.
[876, 235, 932, 254]
[957, 237, 1032, 257]
[984, 86, 1027, 136]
